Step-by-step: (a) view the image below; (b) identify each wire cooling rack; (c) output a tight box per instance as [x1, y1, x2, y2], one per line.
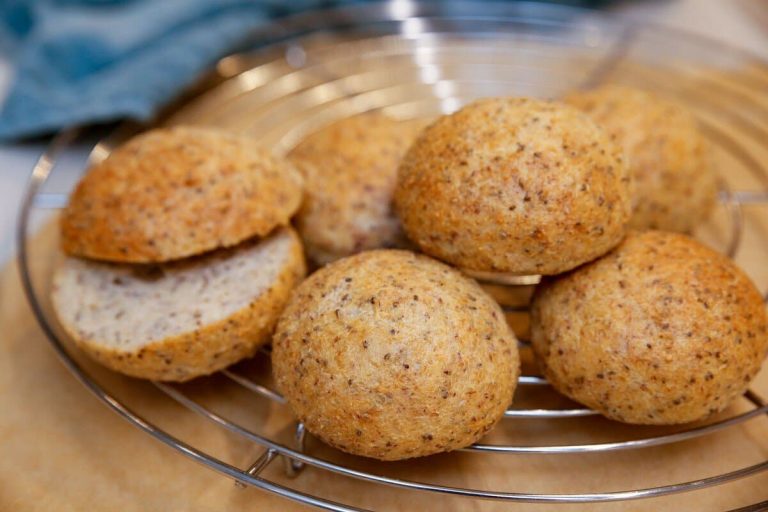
[17, 2, 768, 510]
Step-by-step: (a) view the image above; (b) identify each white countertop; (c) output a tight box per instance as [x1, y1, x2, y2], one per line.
[1, 0, 766, 264]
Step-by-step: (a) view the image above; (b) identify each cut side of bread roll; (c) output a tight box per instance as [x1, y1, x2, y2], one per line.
[51, 227, 306, 382]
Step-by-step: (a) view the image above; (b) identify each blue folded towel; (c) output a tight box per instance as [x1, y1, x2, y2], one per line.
[0, 0, 336, 139]
[0, 0, 594, 140]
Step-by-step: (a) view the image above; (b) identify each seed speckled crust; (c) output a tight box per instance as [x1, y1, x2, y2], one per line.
[289, 114, 427, 265]
[394, 97, 632, 275]
[61, 126, 304, 263]
[565, 85, 718, 233]
[272, 250, 520, 460]
[531, 231, 768, 425]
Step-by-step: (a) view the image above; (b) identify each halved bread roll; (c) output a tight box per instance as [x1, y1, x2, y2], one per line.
[51, 227, 306, 381]
[61, 126, 304, 263]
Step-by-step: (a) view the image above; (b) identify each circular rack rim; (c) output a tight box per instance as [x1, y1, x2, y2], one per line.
[16, 2, 768, 511]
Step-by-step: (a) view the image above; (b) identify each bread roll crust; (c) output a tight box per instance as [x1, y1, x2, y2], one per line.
[61, 126, 303, 263]
[531, 231, 768, 424]
[394, 97, 632, 275]
[272, 250, 520, 460]
[289, 114, 426, 265]
[565, 85, 718, 233]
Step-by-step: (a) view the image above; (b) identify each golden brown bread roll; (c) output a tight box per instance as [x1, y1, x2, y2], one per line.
[564, 85, 718, 233]
[289, 114, 427, 265]
[61, 126, 303, 263]
[272, 249, 520, 460]
[531, 231, 768, 424]
[394, 97, 632, 275]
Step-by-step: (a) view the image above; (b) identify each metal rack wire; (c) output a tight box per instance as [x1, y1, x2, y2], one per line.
[16, 2, 768, 510]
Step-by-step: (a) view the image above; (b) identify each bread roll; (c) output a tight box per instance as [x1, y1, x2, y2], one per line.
[61, 126, 303, 263]
[565, 85, 717, 233]
[272, 250, 520, 460]
[531, 231, 768, 424]
[289, 114, 426, 265]
[52, 227, 306, 381]
[395, 97, 632, 275]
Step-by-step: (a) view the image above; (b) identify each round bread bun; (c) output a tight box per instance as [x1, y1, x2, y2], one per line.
[272, 249, 520, 460]
[564, 85, 718, 233]
[531, 231, 768, 425]
[394, 97, 632, 275]
[61, 126, 304, 263]
[52, 227, 306, 382]
[289, 114, 427, 265]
